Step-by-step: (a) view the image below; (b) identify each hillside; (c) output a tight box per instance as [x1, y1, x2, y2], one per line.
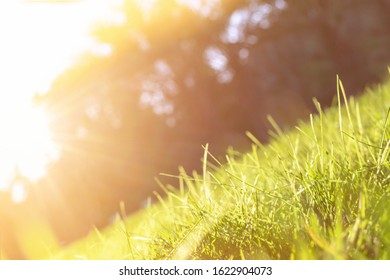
[54, 77, 390, 260]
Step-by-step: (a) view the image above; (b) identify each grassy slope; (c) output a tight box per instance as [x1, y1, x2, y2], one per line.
[54, 78, 390, 260]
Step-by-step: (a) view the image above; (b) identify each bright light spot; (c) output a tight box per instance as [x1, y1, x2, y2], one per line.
[250, 3, 272, 29]
[90, 42, 113, 57]
[0, 0, 124, 190]
[176, 0, 220, 18]
[76, 126, 88, 139]
[205, 47, 228, 72]
[222, 2, 278, 44]
[155, 60, 173, 76]
[0, 101, 60, 187]
[217, 69, 234, 84]
[239, 48, 250, 61]
[0, 0, 124, 96]
[85, 97, 102, 120]
[140, 90, 174, 115]
[204, 46, 234, 83]
[222, 9, 250, 44]
[11, 182, 27, 204]
[275, 0, 287, 10]
[135, 0, 157, 17]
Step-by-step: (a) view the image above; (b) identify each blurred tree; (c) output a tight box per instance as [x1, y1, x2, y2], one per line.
[30, 0, 390, 243]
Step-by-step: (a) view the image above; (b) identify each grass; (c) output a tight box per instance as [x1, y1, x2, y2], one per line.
[53, 77, 390, 260]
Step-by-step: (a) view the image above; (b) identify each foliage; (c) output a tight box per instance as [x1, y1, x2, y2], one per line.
[54, 79, 390, 260]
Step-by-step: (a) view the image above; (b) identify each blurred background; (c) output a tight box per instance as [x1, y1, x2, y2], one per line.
[0, 0, 389, 259]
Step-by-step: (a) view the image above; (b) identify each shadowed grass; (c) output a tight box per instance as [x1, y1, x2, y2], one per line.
[54, 78, 390, 260]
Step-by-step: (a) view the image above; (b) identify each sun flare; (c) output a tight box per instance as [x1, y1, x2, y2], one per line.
[0, 0, 123, 190]
[0, 102, 59, 189]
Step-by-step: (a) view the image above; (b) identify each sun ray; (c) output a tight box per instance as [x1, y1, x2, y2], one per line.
[0, 0, 124, 190]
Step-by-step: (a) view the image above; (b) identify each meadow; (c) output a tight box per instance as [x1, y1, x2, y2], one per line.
[53, 76, 390, 260]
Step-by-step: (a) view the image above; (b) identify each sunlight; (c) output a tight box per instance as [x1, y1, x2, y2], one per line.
[0, 102, 60, 188]
[0, 0, 124, 189]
